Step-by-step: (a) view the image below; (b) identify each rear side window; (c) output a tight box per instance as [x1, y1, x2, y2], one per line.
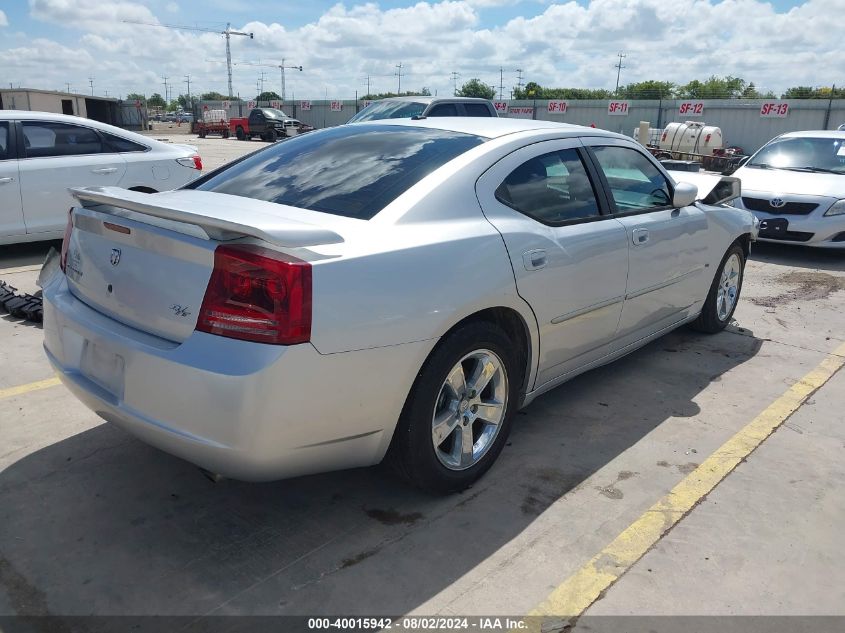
[496, 149, 601, 224]
[0, 122, 9, 160]
[464, 103, 493, 117]
[22, 121, 103, 158]
[190, 125, 486, 220]
[101, 132, 148, 153]
[427, 103, 458, 117]
[592, 146, 672, 211]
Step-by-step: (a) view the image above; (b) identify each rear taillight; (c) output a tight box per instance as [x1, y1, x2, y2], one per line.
[177, 155, 203, 170]
[60, 209, 73, 272]
[196, 245, 311, 345]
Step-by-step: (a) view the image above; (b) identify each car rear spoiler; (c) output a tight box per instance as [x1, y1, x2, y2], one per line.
[70, 186, 344, 248]
[666, 172, 741, 206]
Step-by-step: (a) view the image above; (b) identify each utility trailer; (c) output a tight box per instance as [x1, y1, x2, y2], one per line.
[634, 120, 748, 174]
[195, 109, 231, 138]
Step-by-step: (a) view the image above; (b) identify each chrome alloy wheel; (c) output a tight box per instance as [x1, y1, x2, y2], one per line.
[717, 253, 742, 321]
[431, 349, 508, 471]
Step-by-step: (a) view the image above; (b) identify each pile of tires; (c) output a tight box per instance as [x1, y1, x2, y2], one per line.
[0, 281, 43, 323]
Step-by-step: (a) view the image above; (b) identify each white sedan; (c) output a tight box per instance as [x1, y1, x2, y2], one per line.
[731, 130, 845, 248]
[42, 118, 755, 492]
[0, 110, 202, 245]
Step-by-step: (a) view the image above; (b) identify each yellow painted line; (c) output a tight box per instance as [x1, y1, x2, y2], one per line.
[0, 376, 61, 401]
[521, 341, 845, 628]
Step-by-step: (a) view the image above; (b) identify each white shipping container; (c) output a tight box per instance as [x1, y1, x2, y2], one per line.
[659, 121, 723, 155]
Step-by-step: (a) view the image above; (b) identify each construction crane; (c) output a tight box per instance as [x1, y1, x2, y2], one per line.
[123, 20, 254, 98]
[236, 60, 302, 102]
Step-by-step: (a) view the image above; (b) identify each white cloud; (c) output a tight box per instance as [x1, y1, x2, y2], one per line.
[6, 0, 840, 100]
[0, 10, 8, 27]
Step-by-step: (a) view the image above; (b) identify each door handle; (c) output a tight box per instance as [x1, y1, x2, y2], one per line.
[0, 177, 14, 185]
[523, 249, 547, 271]
[632, 228, 649, 246]
[91, 167, 117, 174]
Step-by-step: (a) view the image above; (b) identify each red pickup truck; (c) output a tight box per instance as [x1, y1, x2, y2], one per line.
[229, 108, 313, 141]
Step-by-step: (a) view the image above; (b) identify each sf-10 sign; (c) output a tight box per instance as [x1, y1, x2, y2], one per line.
[300, 100, 312, 111]
[330, 101, 343, 112]
[760, 102, 789, 118]
[547, 100, 568, 114]
[678, 101, 704, 116]
[607, 101, 629, 115]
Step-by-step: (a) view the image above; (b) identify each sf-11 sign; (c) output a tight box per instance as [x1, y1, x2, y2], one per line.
[547, 100, 568, 114]
[330, 101, 343, 112]
[678, 101, 704, 116]
[607, 101, 629, 115]
[300, 100, 312, 111]
[760, 102, 789, 118]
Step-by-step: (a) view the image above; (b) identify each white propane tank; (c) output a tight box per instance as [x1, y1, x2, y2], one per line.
[659, 121, 723, 155]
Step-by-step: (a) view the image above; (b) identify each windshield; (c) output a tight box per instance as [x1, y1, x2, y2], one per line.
[187, 124, 486, 220]
[262, 108, 290, 119]
[748, 137, 845, 173]
[348, 100, 427, 123]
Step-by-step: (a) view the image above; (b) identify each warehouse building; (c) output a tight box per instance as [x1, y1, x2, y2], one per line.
[0, 88, 120, 125]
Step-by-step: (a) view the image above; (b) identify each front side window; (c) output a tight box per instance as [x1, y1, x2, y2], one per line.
[495, 149, 601, 224]
[427, 103, 458, 117]
[592, 146, 672, 211]
[189, 124, 486, 220]
[22, 121, 103, 158]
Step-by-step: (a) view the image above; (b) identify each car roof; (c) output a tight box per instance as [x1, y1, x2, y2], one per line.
[778, 130, 845, 140]
[373, 96, 493, 105]
[351, 116, 622, 140]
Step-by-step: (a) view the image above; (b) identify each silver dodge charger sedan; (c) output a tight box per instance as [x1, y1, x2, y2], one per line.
[42, 118, 756, 492]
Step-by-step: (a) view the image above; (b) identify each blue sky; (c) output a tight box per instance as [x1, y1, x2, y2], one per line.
[0, 0, 838, 100]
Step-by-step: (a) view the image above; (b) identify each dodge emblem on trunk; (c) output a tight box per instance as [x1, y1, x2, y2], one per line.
[110, 248, 121, 266]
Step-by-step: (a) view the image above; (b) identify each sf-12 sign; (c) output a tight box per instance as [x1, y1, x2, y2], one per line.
[678, 101, 704, 116]
[547, 100, 568, 114]
[330, 101, 343, 112]
[607, 101, 629, 115]
[493, 101, 508, 113]
[300, 100, 312, 111]
[760, 102, 789, 118]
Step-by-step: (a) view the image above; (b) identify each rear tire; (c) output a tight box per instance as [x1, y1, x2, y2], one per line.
[386, 321, 520, 493]
[266, 129, 278, 142]
[690, 242, 745, 333]
[236, 127, 246, 141]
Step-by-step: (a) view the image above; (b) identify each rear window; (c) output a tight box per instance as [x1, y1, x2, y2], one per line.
[464, 103, 494, 117]
[189, 124, 486, 220]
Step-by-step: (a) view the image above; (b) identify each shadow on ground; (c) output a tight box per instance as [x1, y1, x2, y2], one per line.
[0, 328, 762, 619]
[750, 242, 845, 272]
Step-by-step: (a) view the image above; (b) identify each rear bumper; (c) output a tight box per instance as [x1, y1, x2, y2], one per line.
[42, 272, 431, 481]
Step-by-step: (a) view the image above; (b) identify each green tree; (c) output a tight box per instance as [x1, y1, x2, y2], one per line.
[457, 78, 496, 99]
[677, 75, 747, 99]
[200, 92, 240, 101]
[620, 80, 675, 99]
[361, 90, 431, 100]
[167, 99, 181, 112]
[781, 85, 845, 99]
[176, 93, 194, 109]
[146, 93, 166, 108]
[126, 92, 146, 102]
[256, 91, 282, 101]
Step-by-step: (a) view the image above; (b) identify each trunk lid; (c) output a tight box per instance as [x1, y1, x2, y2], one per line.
[65, 186, 346, 342]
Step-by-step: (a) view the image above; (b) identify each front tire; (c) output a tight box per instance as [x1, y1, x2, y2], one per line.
[690, 242, 745, 333]
[386, 322, 520, 493]
[266, 129, 278, 142]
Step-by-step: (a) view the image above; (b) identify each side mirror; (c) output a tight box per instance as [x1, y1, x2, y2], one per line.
[673, 182, 698, 208]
